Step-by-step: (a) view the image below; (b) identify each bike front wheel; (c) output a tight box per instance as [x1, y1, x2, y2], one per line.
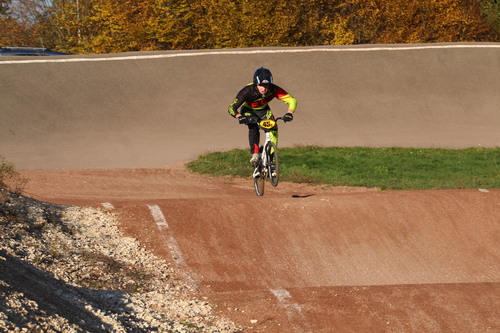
[253, 166, 265, 196]
[266, 142, 280, 187]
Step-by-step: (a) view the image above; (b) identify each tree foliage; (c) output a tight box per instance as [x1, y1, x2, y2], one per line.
[1, 0, 498, 54]
[480, 0, 500, 38]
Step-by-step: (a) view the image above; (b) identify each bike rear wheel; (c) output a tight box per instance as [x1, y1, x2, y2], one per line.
[253, 166, 265, 196]
[266, 142, 280, 187]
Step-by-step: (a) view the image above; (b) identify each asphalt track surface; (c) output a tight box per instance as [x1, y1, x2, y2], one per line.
[2, 43, 500, 332]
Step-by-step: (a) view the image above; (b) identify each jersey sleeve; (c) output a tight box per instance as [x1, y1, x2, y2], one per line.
[276, 86, 297, 111]
[228, 85, 251, 117]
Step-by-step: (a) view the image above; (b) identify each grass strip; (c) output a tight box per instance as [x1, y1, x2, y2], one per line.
[186, 146, 500, 190]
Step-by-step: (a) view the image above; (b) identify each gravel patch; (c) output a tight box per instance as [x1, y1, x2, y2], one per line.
[0, 190, 241, 332]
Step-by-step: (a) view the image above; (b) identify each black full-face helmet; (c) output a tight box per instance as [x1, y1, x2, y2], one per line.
[253, 67, 273, 85]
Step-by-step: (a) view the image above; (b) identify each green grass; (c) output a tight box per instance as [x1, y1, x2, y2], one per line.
[186, 146, 500, 190]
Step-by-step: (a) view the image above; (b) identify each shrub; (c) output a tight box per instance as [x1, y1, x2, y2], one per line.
[0, 155, 28, 195]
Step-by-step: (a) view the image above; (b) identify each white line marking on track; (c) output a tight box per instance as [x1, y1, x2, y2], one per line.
[147, 204, 169, 229]
[148, 205, 184, 262]
[146, 204, 197, 289]
[271, 288, 293, 303]
[100, 202, 114, 209]
[270, 288, 302, 312]
[1, 44, 499, 65]
[165, 235, 186, 265]
[270, 288, 308, 333]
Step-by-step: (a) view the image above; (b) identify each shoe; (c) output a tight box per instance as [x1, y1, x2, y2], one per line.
[250, 153, 260, 166]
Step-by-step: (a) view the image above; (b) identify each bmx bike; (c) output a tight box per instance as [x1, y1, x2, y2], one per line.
[252, 117, 284, 196]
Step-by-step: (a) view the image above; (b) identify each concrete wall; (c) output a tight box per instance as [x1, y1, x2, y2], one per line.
[1, 43, 499, 169]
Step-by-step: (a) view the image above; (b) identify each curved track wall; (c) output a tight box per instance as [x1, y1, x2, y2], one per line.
[1, 43, 499, 169]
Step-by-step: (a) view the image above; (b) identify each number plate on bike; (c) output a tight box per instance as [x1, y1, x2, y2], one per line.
[259, 119, 276, 129]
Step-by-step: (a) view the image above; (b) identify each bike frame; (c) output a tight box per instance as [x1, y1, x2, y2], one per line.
[253, 117, 282, 195]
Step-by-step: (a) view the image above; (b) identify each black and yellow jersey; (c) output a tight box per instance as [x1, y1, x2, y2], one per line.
[228, 83, 297, 117]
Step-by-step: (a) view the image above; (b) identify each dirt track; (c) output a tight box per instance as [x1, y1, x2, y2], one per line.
[19, 166, 500, 332]
[2, 44, 500, 332]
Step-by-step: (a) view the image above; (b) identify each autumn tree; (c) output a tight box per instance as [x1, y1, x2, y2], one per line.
[0, 0, 30, 46]
[480, 0, 500, 39]
[2, 0, 498, 53]
[0, 0, 67, 48]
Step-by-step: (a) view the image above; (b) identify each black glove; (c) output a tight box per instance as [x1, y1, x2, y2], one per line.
[283, 113, 294, 122]
[238, 115, 248, 125]
[247, 116, 259, 124]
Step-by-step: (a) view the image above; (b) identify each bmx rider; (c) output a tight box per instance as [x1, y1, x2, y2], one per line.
[228, 67, 297, 166]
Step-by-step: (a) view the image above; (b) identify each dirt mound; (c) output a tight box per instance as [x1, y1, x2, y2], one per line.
[18, 166, 500, 332]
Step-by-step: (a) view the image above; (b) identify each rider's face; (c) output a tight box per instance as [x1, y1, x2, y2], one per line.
[257, 84, 269, 95]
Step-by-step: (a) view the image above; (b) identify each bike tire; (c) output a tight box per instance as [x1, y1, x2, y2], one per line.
[253, 166, 265, 196]
[266, 142, 280, 187]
